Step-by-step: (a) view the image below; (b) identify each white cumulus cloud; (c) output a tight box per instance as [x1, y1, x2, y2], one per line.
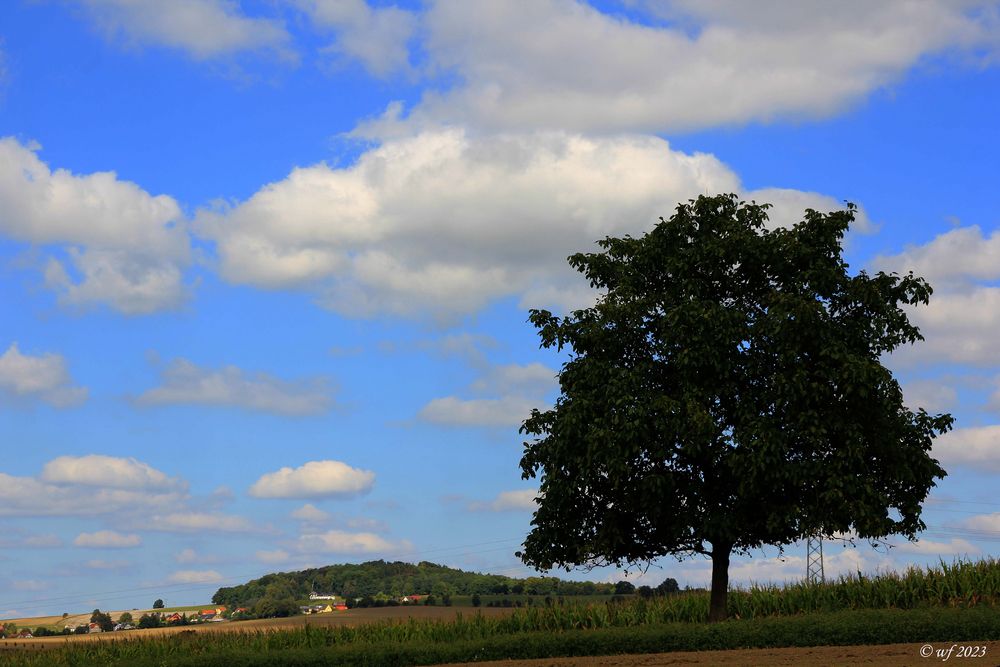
[296, 529, 411, 555]
[960, 512, 1000, 533]
[73, 530, 142, 548]
[0, 472, 187, 517]
[467, 489, 538, 512]
[0, 137, 190, 313]
[135, 357, 334, 416]
[249, 460, 375, 499]
[896, 287, 1000, 367]
[901, 379, 958, 414]
[420, 360, 557, 428]
[85, 559, 132, 570]
[41, 454, 184, 491]
[876, 226, 1000, 368]
[469, 362, 557, 396]
[142, 512, 261, 533]
[291, 503, 330, 522]
[297, 0, 416, 77]
[78, 0, 293, 60]
[875, 225, 1000, 290]
[723, 547, 891, 585]
[175, 548, 199, 564]
[197, 128, 857, 319]
[356, 0, 999, 136]
[0, 343, 88, 407]
[174, 548, 220, 564]
[932, 426, 1000, 472]
[419, 396, 537, 428]
[891, 538, 979, 556]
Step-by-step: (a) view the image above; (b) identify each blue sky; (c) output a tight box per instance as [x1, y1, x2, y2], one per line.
[1, 0, 999, 618]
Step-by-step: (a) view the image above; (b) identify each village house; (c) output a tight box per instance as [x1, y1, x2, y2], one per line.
[309, 591, 338, 601]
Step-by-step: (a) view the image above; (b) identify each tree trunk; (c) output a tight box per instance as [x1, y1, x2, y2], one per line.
[708, 544, 731, 622]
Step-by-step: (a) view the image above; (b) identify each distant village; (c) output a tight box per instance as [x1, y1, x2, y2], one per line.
[0, 592, 430, 638]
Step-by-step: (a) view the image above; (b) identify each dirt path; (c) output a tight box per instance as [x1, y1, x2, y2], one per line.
[437, 641, 1000, 666]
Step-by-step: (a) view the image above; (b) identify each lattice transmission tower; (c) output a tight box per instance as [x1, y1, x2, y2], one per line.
[805, 536, 825, 585]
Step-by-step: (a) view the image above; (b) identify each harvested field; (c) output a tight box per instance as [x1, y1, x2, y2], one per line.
[3, 605, 207, 633]
[1, 605, 517, 648]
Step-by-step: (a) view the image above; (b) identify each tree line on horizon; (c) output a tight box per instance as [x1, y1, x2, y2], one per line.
[210, 560, 674, 609]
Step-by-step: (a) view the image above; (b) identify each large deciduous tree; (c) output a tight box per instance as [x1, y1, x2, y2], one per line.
[518, 194, 953, 622]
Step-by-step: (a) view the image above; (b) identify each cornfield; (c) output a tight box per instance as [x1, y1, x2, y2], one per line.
[3, 558, 997, 667]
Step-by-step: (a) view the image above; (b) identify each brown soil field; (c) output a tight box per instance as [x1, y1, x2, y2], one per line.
[438, 641, 1000, 666]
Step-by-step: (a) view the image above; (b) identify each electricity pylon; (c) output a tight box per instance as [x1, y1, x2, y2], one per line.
[805, 536, 825, 585]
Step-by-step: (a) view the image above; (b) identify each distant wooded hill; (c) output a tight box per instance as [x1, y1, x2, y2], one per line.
[211, 560, 618, 607]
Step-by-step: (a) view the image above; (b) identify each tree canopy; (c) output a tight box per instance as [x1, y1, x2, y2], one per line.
[518, 194, 953, 621]
[90, 609, 113, 632]
[211, 559, 615, 608]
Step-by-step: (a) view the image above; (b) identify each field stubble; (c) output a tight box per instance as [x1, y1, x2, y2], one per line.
[2, 606, 517, 648]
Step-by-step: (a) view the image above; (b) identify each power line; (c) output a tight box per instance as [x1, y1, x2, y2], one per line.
[0, 536, 527, 614]
[5, 518, 998, 617]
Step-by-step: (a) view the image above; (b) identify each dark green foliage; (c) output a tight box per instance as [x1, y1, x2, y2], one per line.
[657, 578, 680, 595]
[212, 560, 615, 608]
[471, 593, 481, 607]
[137, 613, 162, 629]
[519, 194, 954, 621]
[152, 599, 164, 609]
[614, 581, 636, 594]
[90, 609, 114, 632]
[254, 596, 299, 618]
